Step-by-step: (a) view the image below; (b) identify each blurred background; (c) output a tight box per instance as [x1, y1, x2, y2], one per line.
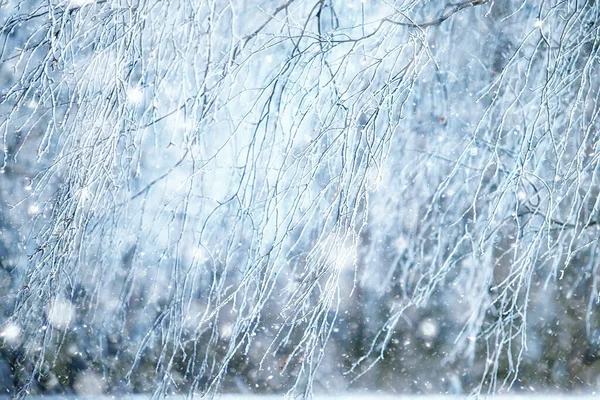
[1, 0, 600, 397]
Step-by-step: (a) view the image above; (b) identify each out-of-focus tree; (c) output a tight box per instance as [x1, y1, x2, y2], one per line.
[2, 0, 600, 397]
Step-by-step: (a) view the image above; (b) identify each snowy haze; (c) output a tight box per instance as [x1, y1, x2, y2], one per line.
[0, 0, 600, 398]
